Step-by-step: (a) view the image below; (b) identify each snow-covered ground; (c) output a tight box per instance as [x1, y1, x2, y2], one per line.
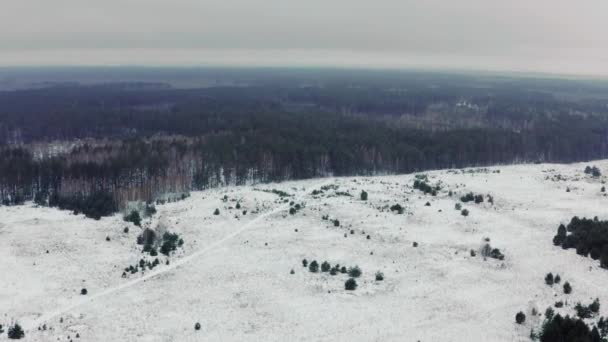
[2, 161, 608, 341]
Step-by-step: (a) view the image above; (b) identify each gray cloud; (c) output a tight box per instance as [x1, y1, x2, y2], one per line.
[1, 0, 607, 75]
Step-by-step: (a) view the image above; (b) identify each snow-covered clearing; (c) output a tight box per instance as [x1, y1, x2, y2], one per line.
[2, 161, 608, 341]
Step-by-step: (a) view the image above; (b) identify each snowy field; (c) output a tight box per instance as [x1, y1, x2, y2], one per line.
[2, 161, 608, 341]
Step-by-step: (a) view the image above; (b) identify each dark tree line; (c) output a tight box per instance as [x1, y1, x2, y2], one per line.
[1, 110, 607, 213]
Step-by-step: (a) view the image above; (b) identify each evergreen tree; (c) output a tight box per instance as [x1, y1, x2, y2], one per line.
[7, 323, 24, 339]
[345, 278, 358, 291]
[563, 282, 572, 294]
[309, 260, 319, 273]
[360, 190, 368, 201]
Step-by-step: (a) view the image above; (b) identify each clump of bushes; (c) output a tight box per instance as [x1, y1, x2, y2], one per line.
[348, 266, 362, 278]
[574, 299, 600, 319]
[7, 323, 25, 339]
[461, 192, 484, 204]
[413, 176, 441, 196]
[585, 165, 601, 177]
[289, 203, 303, 215]
[390, 204, 404, 214]
[265, 189, 291, 197]
[124, 210, 142, 227]
[553, 216, 608, 268]
[160, 232, 184, 256]
[345, 278, 358, 291]
[49, 191, 118, 220]
[539, 313, 603, 341]
[480, 240, 504, 260]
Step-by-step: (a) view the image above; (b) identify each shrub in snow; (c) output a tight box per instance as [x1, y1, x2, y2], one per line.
[455, 203, 462, 210]
[375, 271, 384, 281]
[345, 278, 358, 291]
[590, 298, 600, 314]
[195, 322, 201, 331]
[340, 266, 348, 274]
[333, 219, 340, 227]
[213, 208, 220, 215]
[289, 207, 296, 215]
[309, 260, 319, 273]
[160, 232, 184, 256]
[330, 267, 338, 275]
[554, 301, 564, 308]
[575, 303, 593, 319]
[545, 273, 554, 286]
[554, 274, 561, 284]
[81, 288, 88, 295]
[236, 202, 241, 209]
[545, 307, 555, 320]
[124, 210, 142, 227]
[302, 259, 308, 267]
[515, 312, 526, 324]
[390, 204, 404, 214]
[360, 190, 368, 201]
[584, 165, 601, 177]
[413, 242, 418, 247]
[461, 192, 483, 203]
[461, 209, 469, 217]
[348, 266, 362, 278]
[123, 227, 129, 233]
[321, 261, 331, 272]
[7, 323, 24, 339]
[564, 282, 572, 294]
[490, 248, 504, 260]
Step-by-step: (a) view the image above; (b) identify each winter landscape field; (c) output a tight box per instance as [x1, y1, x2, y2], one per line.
[2, 160, 608, 341]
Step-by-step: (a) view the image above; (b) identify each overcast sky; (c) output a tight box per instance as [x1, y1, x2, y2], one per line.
[1, 0, 608, 76]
